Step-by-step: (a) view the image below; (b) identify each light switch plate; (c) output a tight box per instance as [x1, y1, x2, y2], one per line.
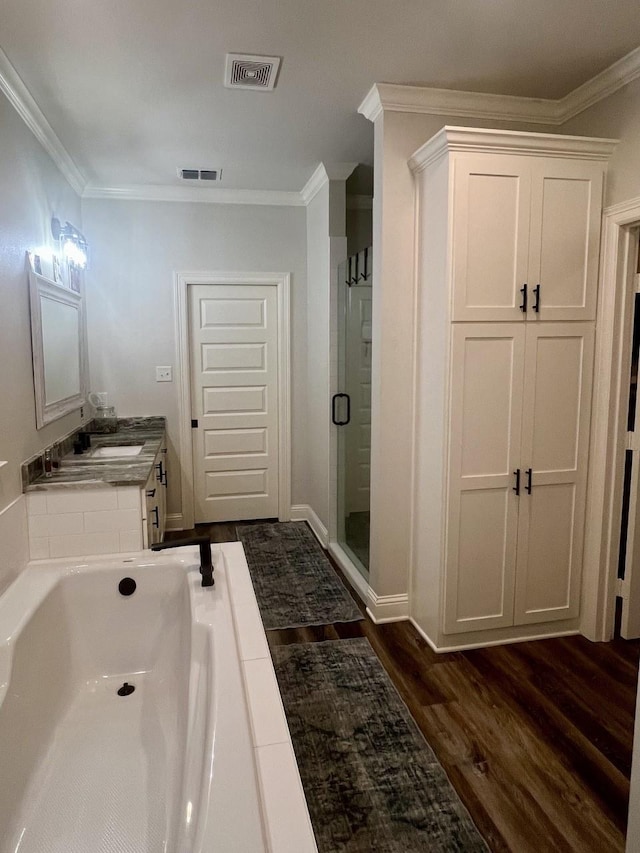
[156, 366, 172, 382]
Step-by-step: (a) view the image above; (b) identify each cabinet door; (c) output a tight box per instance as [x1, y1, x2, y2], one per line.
[527, 160, 603, 321]
[451, 155, 532, 322]
[444, 324, 526, 633]
[514, 323, 595, 624]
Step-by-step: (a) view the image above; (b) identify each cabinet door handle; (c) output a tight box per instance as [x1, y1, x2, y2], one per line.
[513, 469, 521, 495]
[146, 488, 156, 498]
[520, 284, 528, 313]
[151, 507, 159, 528]
[525, 468, 533, 494]
[161, 471, 168, 487]
[532, 284, 541, 313]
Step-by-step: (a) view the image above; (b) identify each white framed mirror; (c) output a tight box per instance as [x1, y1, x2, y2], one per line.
[28, 255, 88, 428]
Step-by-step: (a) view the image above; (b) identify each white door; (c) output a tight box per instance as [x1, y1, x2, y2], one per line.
[514, 323, 595, 624]
[189, 284, 279, 523]
[527, 159, 603, 322]
[444, 324, 526, 633]
[345, 284, 372, 514]
[451, 154, 532, 322]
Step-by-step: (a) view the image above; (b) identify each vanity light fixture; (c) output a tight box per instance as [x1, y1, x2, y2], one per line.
[51, 217, 89, 269]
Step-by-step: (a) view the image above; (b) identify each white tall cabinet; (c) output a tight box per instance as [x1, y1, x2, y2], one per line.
[409, 127, 616, 651]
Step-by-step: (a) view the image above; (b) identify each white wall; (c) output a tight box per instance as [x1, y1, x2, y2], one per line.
[81, 198, 307, 524]
[305, 183, 331, 526]
[0, 89, 82, 591]
[305, 177, 349, 531]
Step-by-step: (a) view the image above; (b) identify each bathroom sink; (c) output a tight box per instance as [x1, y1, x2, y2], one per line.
[92, 445, 144, 458]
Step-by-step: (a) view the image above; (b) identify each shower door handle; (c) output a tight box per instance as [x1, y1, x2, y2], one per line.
[331, 393, 351, 426]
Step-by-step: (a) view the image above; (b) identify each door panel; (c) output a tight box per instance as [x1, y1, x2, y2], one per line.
[452, 155, 531, 322]
[445, 324, 526, 633]
[528, 160, 603, 321]
[189, 284, 279, 522]
[514, 323, 595, 623]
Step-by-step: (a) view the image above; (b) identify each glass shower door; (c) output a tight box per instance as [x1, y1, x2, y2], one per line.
[336, 248, 372, 577]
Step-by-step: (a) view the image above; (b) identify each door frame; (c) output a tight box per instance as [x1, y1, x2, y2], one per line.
[174, 271, 291, 530]
[582, 196, 640, 641]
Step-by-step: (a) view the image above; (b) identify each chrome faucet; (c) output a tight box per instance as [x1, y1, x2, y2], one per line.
[150, 536, 214, 587]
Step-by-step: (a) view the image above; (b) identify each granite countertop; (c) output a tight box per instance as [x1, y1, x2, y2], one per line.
[26, 417, 166, 491]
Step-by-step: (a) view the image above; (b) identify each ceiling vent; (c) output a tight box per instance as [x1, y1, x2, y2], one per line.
[224, 54, 281, 91]
[178, 169, 222, 182]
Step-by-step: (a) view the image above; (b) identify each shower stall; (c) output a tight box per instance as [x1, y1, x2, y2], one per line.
[333, 247, 373, 579]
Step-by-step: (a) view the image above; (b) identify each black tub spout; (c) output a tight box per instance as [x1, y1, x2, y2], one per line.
[151, 536, 214, 587]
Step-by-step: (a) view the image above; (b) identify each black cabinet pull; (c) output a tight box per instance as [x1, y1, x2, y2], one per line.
[513, 469, 521, 495]
[520, 284, 528, 313]
[532, 284, 541, 313]
[161, 470, 168, 487]
[155, 462, 163, 482]
[146, 488, 156, 498]
[151, 507, 160, 528]
[331, 393, 351, 426]
[525, 468, 533, 494]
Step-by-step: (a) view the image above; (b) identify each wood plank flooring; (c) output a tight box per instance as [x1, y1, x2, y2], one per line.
[167, 522, 640, 852]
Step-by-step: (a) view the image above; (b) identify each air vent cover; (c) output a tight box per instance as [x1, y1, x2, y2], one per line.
[178, 169, 222, 182]
[224, 54, 281, 91]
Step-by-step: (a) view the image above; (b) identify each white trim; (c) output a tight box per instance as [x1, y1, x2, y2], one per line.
[82, 184, 304, 207]
[0, 46, 85, 195]
[358, 82, 562, 125]
[300, 163, 358, 206]
[366, 592, 410, 624]
[558, 44, 640, 123]
[409, 126, 618, 174]
[581, 196, 640, 641]
[359, 45, 640, 127]
[409, 618, 580, 654]
[174, 271, 292, 529]
[290, 504, 329, 548]
[165, 512, 185, 532]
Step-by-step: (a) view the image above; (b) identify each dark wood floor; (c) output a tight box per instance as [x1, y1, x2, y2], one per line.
[167, 521, 640, 852]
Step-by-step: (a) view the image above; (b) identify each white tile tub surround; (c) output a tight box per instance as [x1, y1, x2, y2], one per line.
[26, 487, 143, 559]
[0, 496, 29, 595]
[224, 540, 318, 853]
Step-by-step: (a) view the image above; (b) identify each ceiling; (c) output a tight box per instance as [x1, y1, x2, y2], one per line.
[1, 0, 640, 192]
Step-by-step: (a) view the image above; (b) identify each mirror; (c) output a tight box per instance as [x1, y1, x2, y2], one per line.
[28, 255, 87, 428]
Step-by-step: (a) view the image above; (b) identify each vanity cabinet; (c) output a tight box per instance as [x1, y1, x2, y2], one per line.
[409, 126, 615, 649]
[142, 444, 168, 547]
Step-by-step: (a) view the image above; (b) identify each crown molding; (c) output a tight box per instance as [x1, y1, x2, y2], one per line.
[359, 81, 561, 125]
[82, 184, 304, 206]
[300, 162, 358, 205]
[0, 47, 86, 195]
[409, 125, 618, 173]
[360, 44, 640, 128]
[558, 44, 640, 123]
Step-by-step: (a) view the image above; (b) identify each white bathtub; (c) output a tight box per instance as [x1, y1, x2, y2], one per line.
[0, 546, 268, 852]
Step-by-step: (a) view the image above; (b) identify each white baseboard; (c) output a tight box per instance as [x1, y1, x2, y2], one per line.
[366, 592, 410, 624]
[290, 504, 329, 548]
[409, 617, 580, 653]
[165, 512, 185, 532]
[328, 542, 370, 606]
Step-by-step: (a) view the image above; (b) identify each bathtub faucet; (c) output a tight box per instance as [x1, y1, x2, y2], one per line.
[150, 536, 214, 587]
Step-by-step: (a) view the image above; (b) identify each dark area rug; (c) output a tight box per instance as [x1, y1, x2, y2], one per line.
[272, 638, 487, 853]
[236, 521, 363, 630]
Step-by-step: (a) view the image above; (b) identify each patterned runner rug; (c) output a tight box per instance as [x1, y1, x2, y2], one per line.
[272, 638, 487, 853]
[236, 521, 363, 630]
